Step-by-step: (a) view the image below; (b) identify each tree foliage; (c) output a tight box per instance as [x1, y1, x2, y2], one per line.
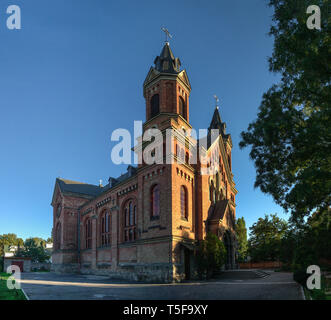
[0, 233, 24, 256]
[195, 233, 226, 279]
[240, 0, 331, 222]
[248, 214, 288, 261]
[15, 238, 50, 263]
[235, 217, 248, 262]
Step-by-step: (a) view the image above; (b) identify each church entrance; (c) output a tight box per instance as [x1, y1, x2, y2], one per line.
[224, 231, 233, 269]
[184, 248, 191, 280]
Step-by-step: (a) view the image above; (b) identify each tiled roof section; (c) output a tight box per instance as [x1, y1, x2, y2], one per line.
[208, 199, 229, 221]
[57, 166, 138, 198]
[57, 178, 104, 197]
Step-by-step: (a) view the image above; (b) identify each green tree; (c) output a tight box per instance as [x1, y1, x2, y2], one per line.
[248, 214, 288, 261]
[239, 0, 331, 223]
[235, 217, 248, 262]
[16, 238, 50, 262]
[0, 233, 24, 256]
[195, 233, 226, 279]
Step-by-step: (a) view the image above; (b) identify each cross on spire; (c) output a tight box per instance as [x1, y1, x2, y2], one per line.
[161, 27, 172, 43]
[213, 94, 220, 109]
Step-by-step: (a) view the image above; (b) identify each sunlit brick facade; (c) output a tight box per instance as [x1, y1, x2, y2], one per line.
[51, 42, 238, 282]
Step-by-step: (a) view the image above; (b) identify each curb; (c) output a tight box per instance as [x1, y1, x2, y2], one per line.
[300, 285, 306, 300]
[21, 287, 30, 300]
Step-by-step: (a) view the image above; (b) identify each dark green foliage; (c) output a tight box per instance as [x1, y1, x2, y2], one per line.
[235, 217, 248, 262]
[293, 268, 309, 286]
[248, 214, 288, 261]
[240, 0, 331, 223]
[195, 233, 226, 279]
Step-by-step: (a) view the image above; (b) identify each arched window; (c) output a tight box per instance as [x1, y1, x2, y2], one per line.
[123, 201, 137, 242]
[101, 211, 111, 247]
[151, 185, 160, 218]
[55, 223, 61, 250]
[185, 152, 190, 165]
[150, 94, 160, 118]
[85, 218, 92, 249]
[180, 186, 188, 219]
[178, 96, 187, 120]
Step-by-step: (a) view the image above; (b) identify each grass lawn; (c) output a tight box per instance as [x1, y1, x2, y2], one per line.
[0, 273, 27, 300]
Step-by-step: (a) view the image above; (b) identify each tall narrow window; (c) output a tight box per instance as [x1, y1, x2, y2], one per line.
[85, 218, 92, 249]
[151, 185, 160, 218]
[150, 94, 160, 118]
[55, 223, 61, 250]
[178, 96, 187, 120]
[180, 186, 188, 219]
[101, 211, 111, 247]
[123, 201, 137, 242]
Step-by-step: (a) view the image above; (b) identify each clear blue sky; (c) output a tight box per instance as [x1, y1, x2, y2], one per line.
[0, 0, 287, 240]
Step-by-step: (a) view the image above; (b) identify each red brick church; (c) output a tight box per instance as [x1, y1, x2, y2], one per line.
[51, 40, 238, 282]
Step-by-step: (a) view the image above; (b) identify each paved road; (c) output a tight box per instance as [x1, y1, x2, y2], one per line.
[19, 271, 303, 300]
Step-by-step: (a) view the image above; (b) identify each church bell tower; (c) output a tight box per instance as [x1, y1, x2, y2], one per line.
[143, 41, 192, 126]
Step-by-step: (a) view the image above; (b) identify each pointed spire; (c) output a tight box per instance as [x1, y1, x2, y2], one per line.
[154, 42, 181, 74]
[209, 107, 222, 131]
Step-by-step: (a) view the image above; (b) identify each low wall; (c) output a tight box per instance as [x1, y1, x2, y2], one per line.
[31, 262, 51, 271]
[3, 257, 32, 272]
[239, 261, 282, 269]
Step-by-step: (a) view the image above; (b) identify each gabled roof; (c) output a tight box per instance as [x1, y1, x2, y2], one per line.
[56, 178, 104, 197]
[208, 199, 229, 221]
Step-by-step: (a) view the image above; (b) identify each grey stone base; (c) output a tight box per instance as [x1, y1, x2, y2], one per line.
[52, 262, 188, 283]
[51, 263, 80, 274]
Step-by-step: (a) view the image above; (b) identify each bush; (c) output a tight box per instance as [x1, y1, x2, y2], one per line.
[195, 233, 226, 279]
[0, 257, 3, 273]
[311, 289, 326, 300]
[293, 268, 309, 287]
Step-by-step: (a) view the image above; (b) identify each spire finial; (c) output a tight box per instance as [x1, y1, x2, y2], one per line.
[214, 94, 220, 109]
[161, 27, 172, 44]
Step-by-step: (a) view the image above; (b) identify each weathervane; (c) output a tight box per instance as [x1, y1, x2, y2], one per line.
[161, 27, 172, 43]
[214, 94, 220, 109]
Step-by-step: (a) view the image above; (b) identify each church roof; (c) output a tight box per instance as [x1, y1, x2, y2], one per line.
[153, 42, 181, 74]
[55, 166, 138, 199]
[56, 178, 104, 197]
[208, 199, 229, 221]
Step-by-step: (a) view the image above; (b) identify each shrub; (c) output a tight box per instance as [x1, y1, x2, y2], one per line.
[195, 233, 226, 279]
[293, 268, 309, 287]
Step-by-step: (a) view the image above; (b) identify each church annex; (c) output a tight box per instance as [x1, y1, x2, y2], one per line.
[51, 40, 238, 282]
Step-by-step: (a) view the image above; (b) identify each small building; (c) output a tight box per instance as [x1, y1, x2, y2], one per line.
[4, 245, 19, 257]
[3, 257, 32, 273]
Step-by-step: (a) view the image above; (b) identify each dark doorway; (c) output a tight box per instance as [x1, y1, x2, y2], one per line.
[184, 249, 191, 280]
[224, 231, 232, 270]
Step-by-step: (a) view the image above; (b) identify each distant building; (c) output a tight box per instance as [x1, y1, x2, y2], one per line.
[4, 245, 19, 257]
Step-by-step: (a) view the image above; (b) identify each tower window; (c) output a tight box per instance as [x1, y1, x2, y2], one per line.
[179, 96, 187, 120]
[180, 186, 188, 220]
[150, 94, 160, 118]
